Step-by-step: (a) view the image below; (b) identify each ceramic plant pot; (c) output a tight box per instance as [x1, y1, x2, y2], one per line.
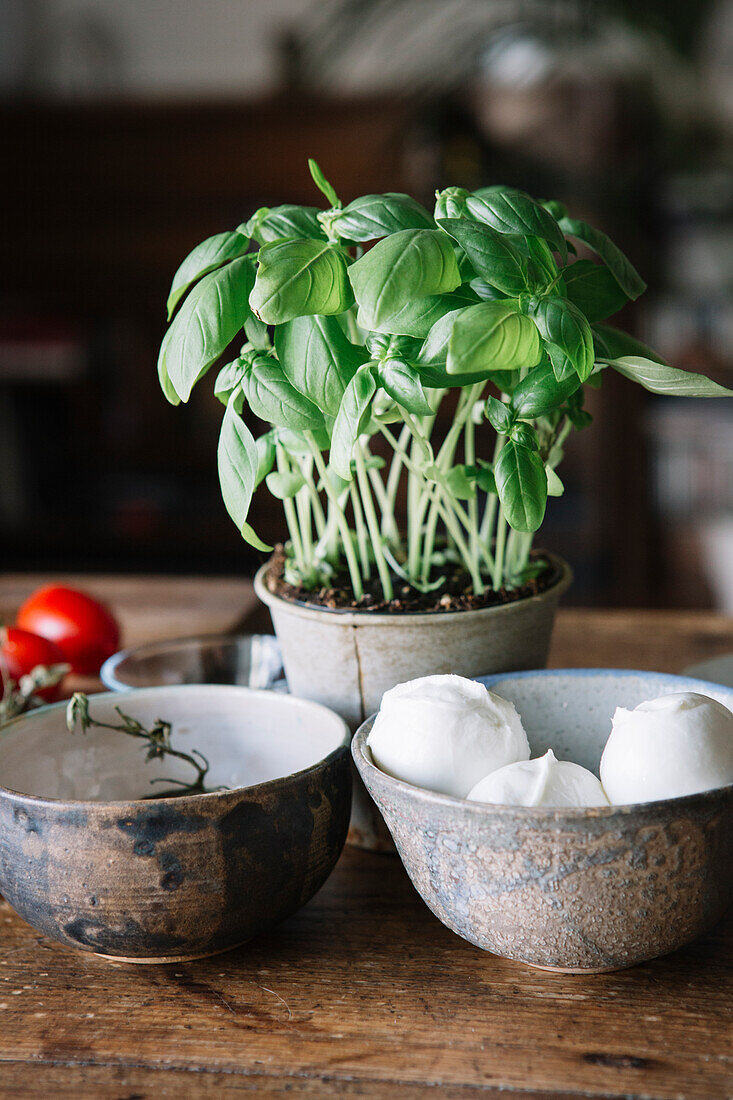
[0, 685, 351, 962]
[255, 553, 572, 849]
[352, 669, 733, 972]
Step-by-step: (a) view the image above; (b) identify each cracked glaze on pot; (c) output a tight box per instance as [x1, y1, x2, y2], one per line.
[256, 552, 572, 850]
[0, 686, 351, 962]
[352, 671, 733, 971]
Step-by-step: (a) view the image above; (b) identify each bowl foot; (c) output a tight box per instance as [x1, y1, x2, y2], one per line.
[518, 959, 635, 975]
[93, 939, 251, 965]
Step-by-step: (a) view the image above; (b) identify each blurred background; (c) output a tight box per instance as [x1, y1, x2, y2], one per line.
[1, 0, 732, 608]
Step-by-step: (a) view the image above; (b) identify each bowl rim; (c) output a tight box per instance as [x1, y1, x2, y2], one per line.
[0, 683, 351, 811]
[100, 631, 279, 691]
[351, 667, 733, 818]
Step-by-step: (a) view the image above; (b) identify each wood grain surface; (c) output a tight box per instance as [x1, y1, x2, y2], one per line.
[0, 576, 732, 1098]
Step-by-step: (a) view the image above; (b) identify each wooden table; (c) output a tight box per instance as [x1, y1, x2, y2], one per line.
[1, 576, 732, 1099]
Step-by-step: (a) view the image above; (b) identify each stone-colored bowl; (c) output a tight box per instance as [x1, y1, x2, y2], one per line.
[0, 685, 351, 963]
[352, 670, 733, 972]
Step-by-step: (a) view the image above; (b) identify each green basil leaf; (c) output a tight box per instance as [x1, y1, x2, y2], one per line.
[250, 240, 353, 324]
[455, 247, 476, 281]
[240, 205, 326, 245]
[562, 259, 629, 322]
[240, 522, 273, 553]
[416, 308, 464, 370]
[469, 277, 508, 300]
[413, 307, 488, 387]
[509, 422, 539, 450]
[563, 386, 592, 429]
[494, 440, 548, 533]
[277, 426, 331, 455]
[160, 256, 254, 404]
[546, 466, 564, 497]
[157, 328, 181, 406]
[547, 345, 579, 383]
[308, 158, 340, 208]
[566, 405, 593, 429]
[365, 331, 391, 358]
[592, 323, 667, 364]
[244, 314, 270, 351]
[434, 187, 470, 220]
[218, 392, 263, 544]
[266, 468, 306, 499]
[166, 230, 250, 320]
[378, 359, 433, 415]
[448, 301, 541, 377]
[214, 358, 248, 406]
[361, 285, 478, 338]
[524, 237, 559, 284]
[559, 217, 646, 300]
[254, 431, 276, 488]
[274, 313, 368, 417]
[332, 193, 434, 240]
[466, 188, 567, 261]
[527, 296, 594, 382]
[329, 365, 377, 479]
[541, 199, 569, 221]
[438, 218, 530, 296]
[349, 228, 461, 330]
[484, 369, 522, 393]
[465, 460, 496, 494]
[485, 395, 514, 434]
[510, 361, 579, 418]
[382, 334, 423, 362]
[605, 356, 733, 398]
[242, 356, 324, 431]
[443, 465, 475, 500]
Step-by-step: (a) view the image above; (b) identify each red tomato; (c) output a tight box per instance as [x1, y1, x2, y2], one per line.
[0, 627, 66, 701]
[16, 585, 121, 675]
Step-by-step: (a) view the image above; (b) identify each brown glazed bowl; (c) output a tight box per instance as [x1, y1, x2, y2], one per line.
[0, 685, 351, 962]
[352, 670, 733, 973]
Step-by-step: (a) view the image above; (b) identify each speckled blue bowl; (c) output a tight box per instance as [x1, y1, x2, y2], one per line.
[352, 670, 733, 972]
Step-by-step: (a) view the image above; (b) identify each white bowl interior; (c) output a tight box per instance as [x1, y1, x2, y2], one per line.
[0, 685, 347, 802]
[479, 670, 733, 775]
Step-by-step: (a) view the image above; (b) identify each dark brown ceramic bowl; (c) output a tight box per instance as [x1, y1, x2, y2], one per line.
[352, 670, 733, 973]
[0, 685, 351, 962]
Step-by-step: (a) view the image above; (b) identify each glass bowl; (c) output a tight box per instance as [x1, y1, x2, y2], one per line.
[100, 633, 285, 693]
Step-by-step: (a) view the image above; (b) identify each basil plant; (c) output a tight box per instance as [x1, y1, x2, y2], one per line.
[158, 160, 732, 601]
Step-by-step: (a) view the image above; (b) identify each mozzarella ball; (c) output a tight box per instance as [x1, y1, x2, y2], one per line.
[600, 692, 733, 804]
[467, 749, 609, 808]
[367, 674, 529, 797]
